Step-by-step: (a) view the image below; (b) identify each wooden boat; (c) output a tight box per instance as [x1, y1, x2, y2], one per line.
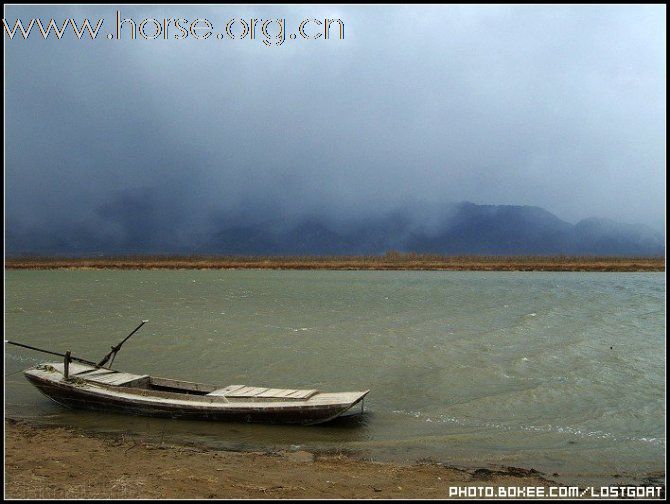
[22, 362, 369, 425]
[9, 321, 370, 426]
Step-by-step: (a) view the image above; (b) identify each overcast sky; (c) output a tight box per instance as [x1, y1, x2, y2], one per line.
[5, 4, 666, 245]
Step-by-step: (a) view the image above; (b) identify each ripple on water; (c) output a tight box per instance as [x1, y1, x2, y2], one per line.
[4, 270, 665, 480]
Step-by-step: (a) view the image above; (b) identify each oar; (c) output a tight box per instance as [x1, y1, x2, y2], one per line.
[5, 340, 99, 367]
[97, 320, 149, 368]
[6, 320, 149, 371]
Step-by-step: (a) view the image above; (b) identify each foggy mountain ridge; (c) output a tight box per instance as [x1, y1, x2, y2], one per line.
[6, 201, 664, 257]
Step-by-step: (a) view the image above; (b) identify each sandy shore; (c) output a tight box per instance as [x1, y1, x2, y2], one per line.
[4, 255, 665, 272]
[5, 418, 563, 499]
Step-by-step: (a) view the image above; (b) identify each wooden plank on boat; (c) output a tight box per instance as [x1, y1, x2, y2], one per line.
[52, 362, 96, 376]
[285, 389, 318, 399]
[246, 387, 269, 396]
[83, 372, 149, 386]
[274, 389, 302, 398]
[207, 385, 246, 397]
[226, 386, 263, 397]
[79, 368, 116, 377]
[256, 388, 290, 397]
[222, 387, 319, 400]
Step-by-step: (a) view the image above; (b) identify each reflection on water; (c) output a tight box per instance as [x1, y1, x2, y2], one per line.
[5, 270, 665, 484]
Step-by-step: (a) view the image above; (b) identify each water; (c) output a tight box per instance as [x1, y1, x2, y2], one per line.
[4, 270, 665, 484]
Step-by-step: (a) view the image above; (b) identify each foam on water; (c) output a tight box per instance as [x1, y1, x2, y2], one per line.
[391, 409, 665, 446]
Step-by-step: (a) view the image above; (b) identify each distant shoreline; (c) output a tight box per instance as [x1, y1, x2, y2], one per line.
[4, 254, 665, 272]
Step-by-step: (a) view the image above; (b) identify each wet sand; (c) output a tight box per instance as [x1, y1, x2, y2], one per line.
[5, 418, 558, 499]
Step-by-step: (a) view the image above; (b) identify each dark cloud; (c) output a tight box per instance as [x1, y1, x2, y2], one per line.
[5, 5, 666, 254]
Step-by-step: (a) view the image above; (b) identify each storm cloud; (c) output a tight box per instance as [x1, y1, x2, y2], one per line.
[5, 5, 666, 254]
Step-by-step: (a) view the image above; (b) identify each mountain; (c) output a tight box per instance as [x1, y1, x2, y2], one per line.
[570, 217, 665, 256]
[6, 202, 665, 257]
[403, 203, 575, 255]
[198, 202, 663, 256]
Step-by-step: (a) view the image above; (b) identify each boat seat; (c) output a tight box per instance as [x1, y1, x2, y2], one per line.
[207, 384, 319, 400]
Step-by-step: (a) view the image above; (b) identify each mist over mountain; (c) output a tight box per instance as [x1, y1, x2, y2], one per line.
[6, 201, 664, 257]
[6, 6, 666, 256]
[5, 7, 665, 259]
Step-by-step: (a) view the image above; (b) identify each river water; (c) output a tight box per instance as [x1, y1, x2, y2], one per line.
[4, 270, 665, 485]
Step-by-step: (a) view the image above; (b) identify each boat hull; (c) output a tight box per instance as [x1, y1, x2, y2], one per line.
[24, 369, 367, 426]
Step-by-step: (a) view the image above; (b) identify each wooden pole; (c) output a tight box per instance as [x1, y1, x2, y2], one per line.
[64, 350, 71, 379]
[5, 340, 99, 367]
[97, 320, 148, 368]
